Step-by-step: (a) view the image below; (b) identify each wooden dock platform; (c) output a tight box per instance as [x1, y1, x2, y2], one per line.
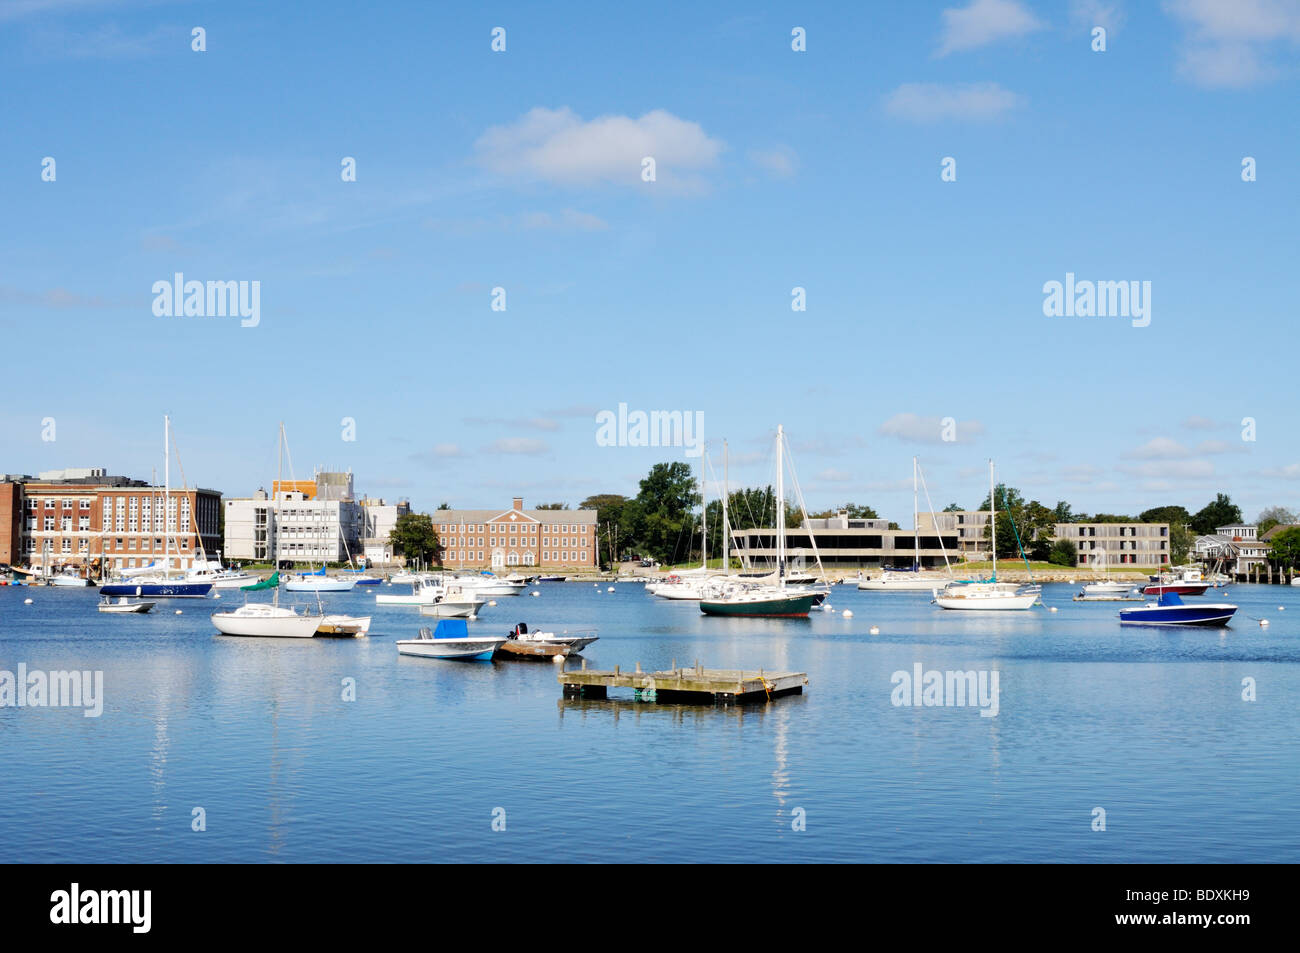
[558, 659, 807, 704]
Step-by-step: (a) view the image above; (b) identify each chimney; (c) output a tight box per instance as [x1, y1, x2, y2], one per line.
[512, 497, 523, 512]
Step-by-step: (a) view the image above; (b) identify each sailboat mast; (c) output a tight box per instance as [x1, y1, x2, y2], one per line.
[274, 423, 283, 607]
[164, 415, 170, 575]
[913, 456, 919, 570]
[989, 458, 996, 583]
[700, 453, 707, 571]
[776, 425, 785, 589]
[722, 440, 729, 574]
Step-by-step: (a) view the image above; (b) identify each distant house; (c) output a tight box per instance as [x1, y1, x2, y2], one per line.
[1194, 524, 1269, 577]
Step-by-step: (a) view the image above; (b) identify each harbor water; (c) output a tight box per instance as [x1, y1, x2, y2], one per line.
[1, 581, 1297, 863]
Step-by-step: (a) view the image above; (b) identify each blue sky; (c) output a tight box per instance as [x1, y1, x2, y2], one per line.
[3, 0, 1298, 524]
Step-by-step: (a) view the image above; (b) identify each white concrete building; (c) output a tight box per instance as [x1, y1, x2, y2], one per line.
[359, 497, 410, 566]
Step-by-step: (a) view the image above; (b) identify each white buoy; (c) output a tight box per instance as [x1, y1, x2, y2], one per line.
[551, 654, 565, 664]
[842, 609, 853, 619]
[488, 600, 497, 606]
[1279, 606, 1285, 611]
[869, 625, 880, 635]
[24, 598, 33, 605]
[1049, 606, 1058, 612]
[1260, 619, 1269, 626]
[531, 591, 540, 597]
[214, 593, 221, 599]
[607, 586, 615, 592]
[175, 609, 183, 615]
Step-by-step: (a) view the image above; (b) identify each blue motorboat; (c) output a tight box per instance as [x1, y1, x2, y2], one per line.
[1118, 591, 1237, 627]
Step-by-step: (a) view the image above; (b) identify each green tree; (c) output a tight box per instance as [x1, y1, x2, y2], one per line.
[535, 502, 568, 510]
[1049, 538, 1078, 567]
[631, 462, 699, 564]
[1139, 505, 1192, 526]
[1170, 524, 1194, 564]
[1256, 505, 1297, 537]
[1268, 527, 1300, 577]
[436, 502, 451, 510]
[580, 494, 633, 565]
[943, 502, 963, 512]
[1052, 501, 1080, 523]
[1191, 493, 1242, 535]
[389, 513, 440, 565]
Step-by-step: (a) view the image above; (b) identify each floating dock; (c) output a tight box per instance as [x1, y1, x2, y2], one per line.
[559, 659, 807, 704]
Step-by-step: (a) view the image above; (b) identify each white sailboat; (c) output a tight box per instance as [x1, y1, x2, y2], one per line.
[211, 423, 323, 638]
[858, 457, 953, 591]
[1079, 547, 1136, 597]
[933, 460, 1038, 611]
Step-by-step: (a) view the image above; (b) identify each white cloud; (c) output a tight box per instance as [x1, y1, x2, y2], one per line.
[748, 146, 799, 178]
[518, 209, 609, 231]
[1165, 0, 1300, 87]
[883, 82, 1025, 122]
[1071, 0, 1127, 34]
[474, 107, 724, 190]
[1181, 415, 1221, 430]
[484, 437, 550, 455]
[1126, 437, 1192, 459]
[936, 0, 1045, 56]
[1120, 459, 1215, 479]
[877, 413, 985, 444]
[815, 468, 852, 483]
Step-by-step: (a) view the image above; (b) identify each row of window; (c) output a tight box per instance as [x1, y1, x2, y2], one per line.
[440, 523, 591, 534]
[445, 551, 589, 563]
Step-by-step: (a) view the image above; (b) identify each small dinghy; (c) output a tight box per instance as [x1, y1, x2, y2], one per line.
[1119, 590, 1237, 627]
[316, 614, 372, 636]
[396, 619, 507, 660]
[98, 596, 156, 613]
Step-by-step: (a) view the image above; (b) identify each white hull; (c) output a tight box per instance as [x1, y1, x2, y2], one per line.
[98, 599, 155, 613]
[284, 577, 356, 592]
[376, 591, 435, 605]
[396, 637, 506, 659]
[418, 601, 481, 619]
[1081, 581, 1135, 596]
[207, 574, 261, 589]
[934, 586, 1038, 610]
[858, 575, 948, 591]
[49, 575, 92, 587]
[211, 605, 320, 638]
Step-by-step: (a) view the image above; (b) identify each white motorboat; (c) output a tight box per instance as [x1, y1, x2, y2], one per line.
[1080, 580, 1137, 596]
[503, 622, 598, 652]
[284, 572, 356, 592]
[211, 601, 321, 638]
[185, 556, 260, 589]
[396, 620, 506, 660]
[376, 576, 443, 606]
[98, 596, 155, 613]
[456, 573, 526, 596]
[857, 570, 949, 591]
[48, 570, 93, 587]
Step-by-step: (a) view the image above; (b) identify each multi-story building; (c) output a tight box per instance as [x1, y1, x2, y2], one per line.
[359, 497, 410, 566]
[916, 510, 993, 557]
[224, 470, 364, 565]
[1053, 522, 1170, 568]
[731, 511, 961, 570]
[0, 468, 221, 576]
[434, 498, 598, 570]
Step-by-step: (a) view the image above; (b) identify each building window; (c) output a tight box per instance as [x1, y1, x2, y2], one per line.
[45, 500, 55, 509]
[44, 516, 54, 531]
[79, 517, 89, 531]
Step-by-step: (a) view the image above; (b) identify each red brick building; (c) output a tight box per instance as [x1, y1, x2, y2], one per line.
[435, 497, 599, 570]
[0, 469, 221, 578]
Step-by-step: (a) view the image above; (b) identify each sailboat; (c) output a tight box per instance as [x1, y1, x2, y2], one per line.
[932, 461, 1038, 611]
[1079, 547, 1136, 597]
[211, 424, 325, 637]
[700, 426, 821, 618]
[858, 457, 952, 591]
[99, 417, 213, 599]
[648, 450, 724, 601]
